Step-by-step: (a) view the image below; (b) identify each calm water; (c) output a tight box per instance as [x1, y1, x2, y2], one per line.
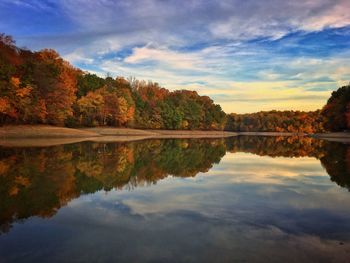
[0, 136, 350, 262]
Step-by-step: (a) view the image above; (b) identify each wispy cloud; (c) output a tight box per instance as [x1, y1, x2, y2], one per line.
[1, 0, 350, 113]
[0, 0, 56, 11]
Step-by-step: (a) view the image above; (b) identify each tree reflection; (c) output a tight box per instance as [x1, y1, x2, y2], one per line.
[320, 142, 350, 190]
[0, 139, 226, 233]
[226, 136, 350, 190]
[0, 136, 349, 234]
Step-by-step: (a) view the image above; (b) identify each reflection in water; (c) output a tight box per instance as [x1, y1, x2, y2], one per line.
[0, 136, 350, 262]
[0, 139, 226, 234]
[226, 136, 350, 190]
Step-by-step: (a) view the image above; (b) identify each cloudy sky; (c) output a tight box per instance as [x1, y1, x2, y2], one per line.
[1, 0, 350, 113]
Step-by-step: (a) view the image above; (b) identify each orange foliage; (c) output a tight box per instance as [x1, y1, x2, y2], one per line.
[346, 102, 350, 130]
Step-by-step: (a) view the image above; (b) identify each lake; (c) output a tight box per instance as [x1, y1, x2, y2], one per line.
[0, 136, 350, 262]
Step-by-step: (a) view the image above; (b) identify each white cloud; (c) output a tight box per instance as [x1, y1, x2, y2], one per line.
[124, 46, 200, 70]
[209, 0, 350, 40]
[63, 49, 94, 64]
[0, 0, 55, 11]
[14, 0, 349, 113]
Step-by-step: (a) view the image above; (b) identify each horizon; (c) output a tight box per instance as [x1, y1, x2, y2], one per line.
[1, 0, 349, 113]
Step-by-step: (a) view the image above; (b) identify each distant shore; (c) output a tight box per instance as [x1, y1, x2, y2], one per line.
[0, 125, 349, 147]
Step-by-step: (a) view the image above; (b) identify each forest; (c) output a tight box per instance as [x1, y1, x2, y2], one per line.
[0, 33, 349, 133]
[0, 34, 225, 130]
[224, 86, 350, 133]
[225, 110, 324, 133]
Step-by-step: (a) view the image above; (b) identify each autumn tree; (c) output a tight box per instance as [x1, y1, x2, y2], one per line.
[321, 84, 350, 131]
[75, 77, 135, 127]
[77, 91, 104, 126]
[225, 110, 324, 133]
[0, 34, 79, 125]
[77, 73, 105, 97]
[30, 49, 79, 125]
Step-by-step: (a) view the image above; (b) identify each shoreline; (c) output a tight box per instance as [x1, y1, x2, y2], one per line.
[0, 125, 238, 139]
[0, 125, 309, 139]
[0, 125, 349, 147]
[0, 125, 238, 147]
[310, 132, 350, 143]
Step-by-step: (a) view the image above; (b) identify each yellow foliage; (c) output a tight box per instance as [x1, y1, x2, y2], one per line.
[10, 77, 20, 87]
[9, 186, 19, 196]
[15, 176, 30, 187]
[16, 86, 32, 98]
[0, 160, 10, 176]
[0, 97, 11, 113]
[182, 120, 189, 129]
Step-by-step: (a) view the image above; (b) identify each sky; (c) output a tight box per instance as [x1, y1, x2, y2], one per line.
[0, 0, 350, 113]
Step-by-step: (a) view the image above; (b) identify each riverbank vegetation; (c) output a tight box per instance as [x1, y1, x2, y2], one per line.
[1, 33, 349, 133]
[225, 110, 324, 133]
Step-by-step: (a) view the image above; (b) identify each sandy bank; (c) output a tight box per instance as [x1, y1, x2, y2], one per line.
[0, 136, 154, 147]
[0, 125, 101, 139]
[83, 127, 238, 138]
[3, 125, 350, 147]
[81, 127, 157, 136]
[0, 125, 237, 139]
[237, 132, 306, 136]
[0, 126, 238, 147]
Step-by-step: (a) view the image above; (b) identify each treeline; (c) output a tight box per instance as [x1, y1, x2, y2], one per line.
[74, 76, 226, 129]
[1, 33, 350, 132]
[224, 83, 350, 133]
[225, 110, 324, 133]
[0, 34, 226, 130]
[321, 84, 350, 132]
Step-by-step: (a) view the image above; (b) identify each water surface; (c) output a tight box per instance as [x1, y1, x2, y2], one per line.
[0, 136, 350, 262]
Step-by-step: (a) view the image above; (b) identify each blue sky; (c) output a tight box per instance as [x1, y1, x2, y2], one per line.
[1, 0, 350, 113]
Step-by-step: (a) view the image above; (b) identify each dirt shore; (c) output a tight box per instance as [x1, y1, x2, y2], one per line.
[82, 127, 238, 138]
[237, 132, 306, 136]
[0, 125, 101, 138]
[0, 125, 238, 138]
[0, 125, 238, 147]
[1, 125, 349, 147]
